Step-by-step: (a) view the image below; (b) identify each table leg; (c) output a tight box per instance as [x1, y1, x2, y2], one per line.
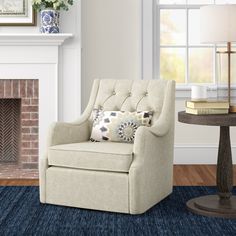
[217, 126, 233, 199]
[186, 126, 236, 218]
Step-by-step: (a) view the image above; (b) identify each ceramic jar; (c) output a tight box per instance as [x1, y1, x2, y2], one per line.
[40, 9, 59, 34]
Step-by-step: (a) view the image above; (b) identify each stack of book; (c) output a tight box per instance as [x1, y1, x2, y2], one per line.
[185, 100, 229, 115]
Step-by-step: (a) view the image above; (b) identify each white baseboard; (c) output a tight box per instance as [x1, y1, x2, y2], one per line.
[174, 145, 236, 164]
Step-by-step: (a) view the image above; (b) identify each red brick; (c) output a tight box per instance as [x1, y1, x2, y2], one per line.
[0, 80, 4, 97]
[22, 98, 30, 105]
[13, 80, 19, 98]
[0, 79, 40, 171]
[21, 127, 30, 133]
[31, 113, 38, 119]
[5, 80, 12, 97]
[22, 163, 38, 169]
[33, 80, 39, 98]
[21, 112, 30, 119]
[21, 120, 38, 126]
[31, 127, 38, 134]
[22, 142, 31, 148]
[20, 80, 26, 97]
[21, 155, 31, 162]
[26, 80, 33, 98]
[22, 149, 38, 155]
[22, 134, 38, 141]
[31, 99, 38, 105]
[31, 142, 38, 148]
[30, 156, 38, 162]
[22, 105, 38, 112]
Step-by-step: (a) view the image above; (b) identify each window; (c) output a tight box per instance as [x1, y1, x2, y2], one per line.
[157, 0, 236, 85]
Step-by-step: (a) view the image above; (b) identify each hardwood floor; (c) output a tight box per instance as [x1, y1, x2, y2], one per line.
[0, 179, 39, 186]
[173, 165, 227, 186]
[0, 165, 236, 186]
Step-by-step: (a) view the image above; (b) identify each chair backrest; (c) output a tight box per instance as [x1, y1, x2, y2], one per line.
[86, 79, 173, 125]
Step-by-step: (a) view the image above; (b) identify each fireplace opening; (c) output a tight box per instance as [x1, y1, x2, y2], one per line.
[0, 79, 39, 178]
[0, 99, 21, 163]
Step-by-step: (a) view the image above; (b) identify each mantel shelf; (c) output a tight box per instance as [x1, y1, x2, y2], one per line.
[0, 33, 73, 46]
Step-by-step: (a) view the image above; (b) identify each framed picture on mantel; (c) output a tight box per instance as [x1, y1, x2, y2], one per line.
[0, 0, 36, 26]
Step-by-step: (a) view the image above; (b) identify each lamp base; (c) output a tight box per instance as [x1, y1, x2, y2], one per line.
[230, 105, 236, 113]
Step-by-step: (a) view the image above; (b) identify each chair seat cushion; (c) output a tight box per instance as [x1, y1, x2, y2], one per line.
[48, 142, 133, 172]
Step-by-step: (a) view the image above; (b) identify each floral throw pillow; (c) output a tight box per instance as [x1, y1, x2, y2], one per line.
[90, 110, 153, 143]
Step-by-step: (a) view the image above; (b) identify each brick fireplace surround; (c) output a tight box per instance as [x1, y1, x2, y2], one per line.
[0, 79, 39, 178]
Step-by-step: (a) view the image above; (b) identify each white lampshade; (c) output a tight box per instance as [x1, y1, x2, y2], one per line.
[200, 5, 236, 43]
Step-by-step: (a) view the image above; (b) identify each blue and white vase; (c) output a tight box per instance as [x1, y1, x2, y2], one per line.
[40, 9, 59, 34]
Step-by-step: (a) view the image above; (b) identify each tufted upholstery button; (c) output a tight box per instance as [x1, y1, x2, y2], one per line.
[128, 92, 132, 97]
[112, 91, 116, 95]
[99, 105, 103, 110]
[144, 92, 148, 96]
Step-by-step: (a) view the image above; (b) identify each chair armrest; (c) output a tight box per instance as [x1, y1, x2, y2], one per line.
[133, 79, 175, 161]
[150, 80, 175, 137]
[47, 80, 101, 147]
[47, 119, 90, 147]
[130, 125, 174, 213]
[148, 119, 169, 137]
[132, 126, 170, 166]
[129, 80, 175, 213]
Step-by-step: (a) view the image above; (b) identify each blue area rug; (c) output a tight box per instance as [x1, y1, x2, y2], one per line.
[0, 186, 235, 236]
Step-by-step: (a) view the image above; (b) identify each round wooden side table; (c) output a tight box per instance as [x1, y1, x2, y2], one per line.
[178, 111, 236, 218]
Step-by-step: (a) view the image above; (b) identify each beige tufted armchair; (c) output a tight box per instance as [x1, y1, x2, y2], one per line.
[39, 79, 175, 214]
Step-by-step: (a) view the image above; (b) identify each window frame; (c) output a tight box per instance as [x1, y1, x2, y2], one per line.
[156, 1, 221, 88]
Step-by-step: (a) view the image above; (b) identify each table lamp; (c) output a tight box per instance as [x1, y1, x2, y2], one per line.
[200, 5, 236, 112]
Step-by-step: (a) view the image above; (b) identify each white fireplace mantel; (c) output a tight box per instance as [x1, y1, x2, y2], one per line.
[0, 33, 73, 46]
[0, 33, 73, 157]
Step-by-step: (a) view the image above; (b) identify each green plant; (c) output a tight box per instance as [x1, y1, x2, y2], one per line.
[32, 0, 74, 11]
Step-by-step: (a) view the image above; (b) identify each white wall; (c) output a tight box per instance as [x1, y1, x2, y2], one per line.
[0, 1, 82, 122]
[59, 2, 81, 121]
[81, 0, 141, 110]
